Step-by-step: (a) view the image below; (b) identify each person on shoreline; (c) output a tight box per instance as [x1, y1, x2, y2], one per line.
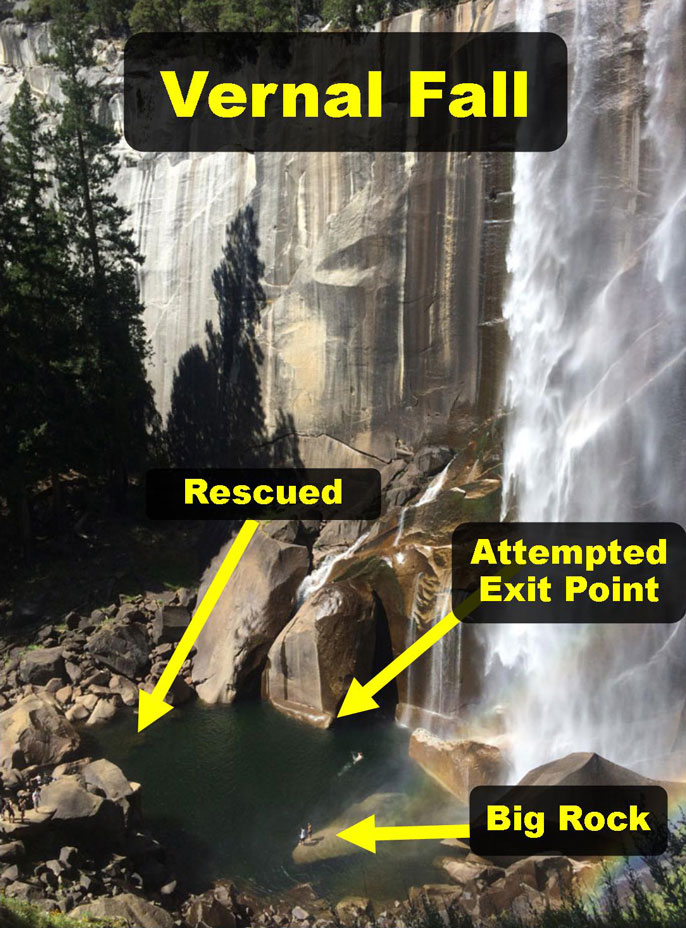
[307, 822, 313, 841]
[298, 826, 306, 845]
[32, 788, 41, 810]
[17, 797, 26, 823]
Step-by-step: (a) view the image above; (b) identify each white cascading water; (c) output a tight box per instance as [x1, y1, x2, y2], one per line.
[489, 0, 686, 779]
[296, 528, 371, 604]
[396, 461, 465, 734]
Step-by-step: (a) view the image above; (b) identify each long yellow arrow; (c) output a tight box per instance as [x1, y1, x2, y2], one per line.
[137, 519, 259, 732]
[337, 815, 470, 854]
[337, 565, 521, 718]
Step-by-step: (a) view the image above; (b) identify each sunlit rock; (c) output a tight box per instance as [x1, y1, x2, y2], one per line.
[264, 580, 377, 727]
[409, 729, 506, 802]
[192, 527, 309, 704]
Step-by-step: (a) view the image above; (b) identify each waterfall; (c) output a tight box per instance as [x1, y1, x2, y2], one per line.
[394, 459, 456, 548]
[398, 585, 463, 737]
[296, 528, 371, 604]
[490, 0, 686, 779]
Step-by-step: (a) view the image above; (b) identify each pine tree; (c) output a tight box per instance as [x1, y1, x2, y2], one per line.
[0, 130, 28, 548]
[130, 0, 184, 31]
[0, 82, 81, 552]
[48, 0, 158, 504]
[217, 0, 296, 31]
[88, 0, 135, 33]
[321, 0, 358, 29]
[182, 0, 223, 29]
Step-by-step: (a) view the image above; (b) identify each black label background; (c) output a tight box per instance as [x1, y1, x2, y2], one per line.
[124, 32, 567, 152]
[146, 467, 381, 520]
[470, 785, 669, 856]
[452, 522, 686, 623]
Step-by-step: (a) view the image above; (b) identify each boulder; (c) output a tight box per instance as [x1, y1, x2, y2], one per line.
[265, 580, 377, 727]
[87, 622, 150, 680]
[64, 661, 83, 685]
[441, 858, 490, 886]
[177, 588, 196, 609]
[185, 895, 237, 928]
[409, 730, 507, 802]
[334, 898, 373, 923]
[5, 880, 44, 902]
[413, 446, 453, 477]
[38, 776, 125, 846]
[55, 685, 72, 706]
[168, 676, 194, 706]
[0, 841, 25, 862]
[192, 528, 309, 704]
[18, 648, 65, 686]
[64, 612, 80, 631]
[43, 678, 62, 694]
[58, 846, 79, 868]
[65, 704, 89, 723]
[109, 674, 139, 707]
[151, 604, 190, 644]
[478, 876, 547, 920]
[70, 892, 175, 928]
[505, 856, 574, 896]
[84, 698, 117, 726]
[1, 769, 24, 790]
[117, 602, 147, 623]
[83, 759, 134, 802]
[263, 520, 300, 544]
[519, 752, 658, 788]
[82, 669, 111, 687]
[1, 695, 80, 769]
[77, 693, 98, 712]
[408, 885, 462, 915]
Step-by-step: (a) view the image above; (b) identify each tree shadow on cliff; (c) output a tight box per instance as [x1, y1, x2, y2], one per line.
[165, 206, 303, 562]
[166, 205, 268, 468]
[267, 408, 305, 469]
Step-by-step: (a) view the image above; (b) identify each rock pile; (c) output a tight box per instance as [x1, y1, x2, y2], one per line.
[0, 587, 197, 729]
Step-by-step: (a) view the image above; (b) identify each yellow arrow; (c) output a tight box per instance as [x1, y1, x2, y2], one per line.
[137, 519, 259, 732]
[337, 565, 521, 718]
[337, 815, 470, 854]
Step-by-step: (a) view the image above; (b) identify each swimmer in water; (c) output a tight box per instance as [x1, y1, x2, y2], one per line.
[352, 751, 364, 764]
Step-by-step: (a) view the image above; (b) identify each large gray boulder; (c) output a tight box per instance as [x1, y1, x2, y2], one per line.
[87, 621, 150, 679]
[191, 528, 309, 704]
[151, 604, 190, 644]
[265, 580, 376, 727]
[39, 775, 125, 845]
[519, 752, 658, 788]
[82, 758, 135, 802]
[70, 892, 175, 928]
[1, 694, 79, 770]
[18, 647, 65, 685]
[409, 729, 507, 802]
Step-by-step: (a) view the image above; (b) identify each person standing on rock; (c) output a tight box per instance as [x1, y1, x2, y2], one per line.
[6, 799, 16, 823]
[298, 826, 306, 845]
[17, 797, 26, 823]
[31, 787, 41, 810]
[307, 822, 313, 842]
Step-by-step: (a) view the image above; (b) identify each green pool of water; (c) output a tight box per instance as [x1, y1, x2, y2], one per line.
[87, 701, 463, 903]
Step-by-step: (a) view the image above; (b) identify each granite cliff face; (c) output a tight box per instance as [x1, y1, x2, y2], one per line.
[0, 2, 517, 464]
